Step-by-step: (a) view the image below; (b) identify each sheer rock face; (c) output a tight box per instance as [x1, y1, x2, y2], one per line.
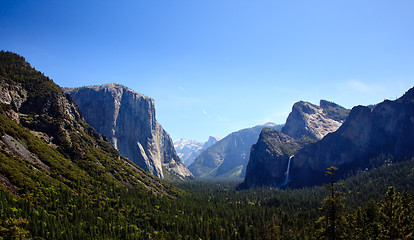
[240, 128, 300, 188]
[65, 84, 193, 179]
[281, 100, 350, 140]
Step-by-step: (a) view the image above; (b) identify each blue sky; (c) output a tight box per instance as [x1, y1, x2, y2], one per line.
[1, 1, 413, 142]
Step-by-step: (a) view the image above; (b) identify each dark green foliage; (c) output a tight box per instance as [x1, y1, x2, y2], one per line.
[315, 167, 346, 240]
[342, 187, 414, 240]
[0, 50, 61, 101]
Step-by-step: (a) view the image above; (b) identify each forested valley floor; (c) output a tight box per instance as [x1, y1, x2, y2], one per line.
[1, 156, 414, 239]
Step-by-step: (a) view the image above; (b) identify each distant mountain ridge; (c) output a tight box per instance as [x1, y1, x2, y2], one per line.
[174, 136, 221, 166]
[189, 123, 283, 179]
[64, 84, 193, 180]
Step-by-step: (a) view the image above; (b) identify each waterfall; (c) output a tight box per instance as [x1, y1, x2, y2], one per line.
[279, 155, 294, 187]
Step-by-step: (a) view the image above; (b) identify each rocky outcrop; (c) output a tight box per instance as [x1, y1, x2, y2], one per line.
[65, 84, 193, 179]
[174, 136, 221, 166]
[1, 73, 83, 146]
[281, 100, 350, 140]
[189, 123, 283, 179]
[0, 80, 27, 112]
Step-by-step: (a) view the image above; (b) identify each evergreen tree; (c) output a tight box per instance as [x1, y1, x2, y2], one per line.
[263, 217, 281, 240]
[378, 187, 414, 240]
[315, 166, 346, 240]
[0, 217, 30, 240]
[399, 191, 414, 239]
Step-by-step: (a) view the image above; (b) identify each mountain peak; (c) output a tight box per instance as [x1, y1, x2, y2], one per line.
[282, 100, 350, 140]
[205, 136, 221, 146]
[174, 136, 221, 167]
[397, 86, 414, 104]
[65, 83, 151, 101]
[260, 122, 278, 127]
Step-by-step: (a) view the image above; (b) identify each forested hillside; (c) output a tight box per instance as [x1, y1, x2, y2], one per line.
[0, 51, 176, 239]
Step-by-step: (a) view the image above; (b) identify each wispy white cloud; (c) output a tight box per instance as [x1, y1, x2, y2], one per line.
[178, 86, 186, 92]
[163, 96, 205, 109]
[202, 110, 211, 119]
[262, 110, 291, 125]
[343, 79, 382, 93]
[218, 115, 229, 121]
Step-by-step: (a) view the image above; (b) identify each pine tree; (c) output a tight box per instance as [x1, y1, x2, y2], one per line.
[0, 217, 31, 240]
[315, 166, 346, 240]
[399, 190, 414, 239]
[379, 187, 414, 240]
[263, 217, 281, 240]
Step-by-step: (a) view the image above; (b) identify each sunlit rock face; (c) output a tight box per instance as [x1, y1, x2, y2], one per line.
[281, 100, 350, 140]
[65, 84, 193, 179]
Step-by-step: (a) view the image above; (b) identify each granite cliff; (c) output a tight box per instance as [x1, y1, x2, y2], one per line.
[239, 128, 304, 189]
[240, 100, 349, 189]
[65, 84, 193, 179]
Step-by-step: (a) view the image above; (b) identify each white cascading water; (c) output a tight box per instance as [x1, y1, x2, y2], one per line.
[280, 155, 294, 187]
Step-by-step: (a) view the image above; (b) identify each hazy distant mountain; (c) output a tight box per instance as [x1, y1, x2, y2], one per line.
[174, 136, 221, 166]
[65, 84, 193, 180]
[188, 123, 283, 179]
